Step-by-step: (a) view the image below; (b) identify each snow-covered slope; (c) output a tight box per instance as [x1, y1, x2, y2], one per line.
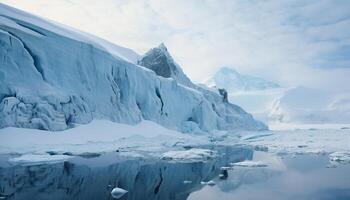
[204, 67, 280, 93]
[0, 4, 266, 132]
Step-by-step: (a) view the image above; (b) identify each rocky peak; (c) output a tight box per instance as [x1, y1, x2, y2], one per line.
[138, 43, 193, 86]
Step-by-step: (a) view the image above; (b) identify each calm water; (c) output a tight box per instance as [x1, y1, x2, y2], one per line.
[0, 146, 349, 200]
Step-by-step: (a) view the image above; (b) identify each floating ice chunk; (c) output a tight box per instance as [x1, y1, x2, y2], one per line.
[329, 151, 350, 164]
[207, 180, 216, 186]
[220, 166, 231, 170]
[231, 160, 268, 167]
[183, 180, 192, 184]
[200, 180, 216, 186]
[111, 187, 128, 199]
[160, 149, 215, 161]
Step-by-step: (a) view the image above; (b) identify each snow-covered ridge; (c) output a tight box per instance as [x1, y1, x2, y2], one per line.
[0, 4, 266, 132]
[0, 3, 140, 63]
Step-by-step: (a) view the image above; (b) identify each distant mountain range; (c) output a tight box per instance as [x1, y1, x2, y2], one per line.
[204, 67, 350, 125]
[204, 67, 280, 93]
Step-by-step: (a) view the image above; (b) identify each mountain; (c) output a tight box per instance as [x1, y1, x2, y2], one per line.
[204, 67, 280, 93]
[0, 3, 266, 132]
[138, 43, 193, 87]
[269, 86, 350, 124]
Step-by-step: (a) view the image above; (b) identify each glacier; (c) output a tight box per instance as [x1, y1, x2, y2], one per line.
[0, 3, 266, 132]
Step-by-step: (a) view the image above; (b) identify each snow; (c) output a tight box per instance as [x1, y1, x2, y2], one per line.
[230, 160, 267, 167]
[160, 149, 215, 161]
[0, 3, 140, 63]
[241, 128, 350, 164]
[2, 3, 349, 169]
[0, 3, 265, 133]
[0, 120, 204, 156]
[8, 154, 71, 165]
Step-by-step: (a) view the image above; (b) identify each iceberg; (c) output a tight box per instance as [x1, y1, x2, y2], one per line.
[0, 3, 266, 132]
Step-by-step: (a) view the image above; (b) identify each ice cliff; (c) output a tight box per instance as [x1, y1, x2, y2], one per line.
[0, 3, 266, 132]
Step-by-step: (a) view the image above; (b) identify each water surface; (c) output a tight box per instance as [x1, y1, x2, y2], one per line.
[1, 146, 349, 200]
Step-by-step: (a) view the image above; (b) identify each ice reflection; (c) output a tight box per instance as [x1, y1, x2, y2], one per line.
[189, 154, 350, 200]
[0, 145, 252, 200]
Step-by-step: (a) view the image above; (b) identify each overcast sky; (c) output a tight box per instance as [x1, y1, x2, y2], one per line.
[2, 0, 350, 92]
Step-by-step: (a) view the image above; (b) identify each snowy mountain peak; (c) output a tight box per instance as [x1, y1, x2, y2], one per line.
[217, 67, 239, 75]
[205, 67, 280, 93]
[158, 42, 168, 51]
[138, 43, 193, 86]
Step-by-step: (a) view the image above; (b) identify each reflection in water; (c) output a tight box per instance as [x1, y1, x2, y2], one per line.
[0, 146, 252, 200]
[189, 155, 350, 200]
[2, 148, 350, 200]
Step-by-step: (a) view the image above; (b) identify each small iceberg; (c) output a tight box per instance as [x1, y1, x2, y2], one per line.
[111, 187, 128, 199]
[329, 151, 350, 164]
[200, 180, 216, 186]
[183, 180, 192, 184]
[207, 180, 216, 186]
[220, 166, 231, 170]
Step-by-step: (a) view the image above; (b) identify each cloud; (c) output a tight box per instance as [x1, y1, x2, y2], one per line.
[1, 0, 350, 92]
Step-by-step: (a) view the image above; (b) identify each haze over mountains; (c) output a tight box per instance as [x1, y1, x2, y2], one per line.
[204, 67, 280, 93]
[204, 67, 350, 126]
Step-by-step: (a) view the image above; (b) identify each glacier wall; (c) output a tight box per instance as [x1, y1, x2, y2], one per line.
[0, 4, 266, 132]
